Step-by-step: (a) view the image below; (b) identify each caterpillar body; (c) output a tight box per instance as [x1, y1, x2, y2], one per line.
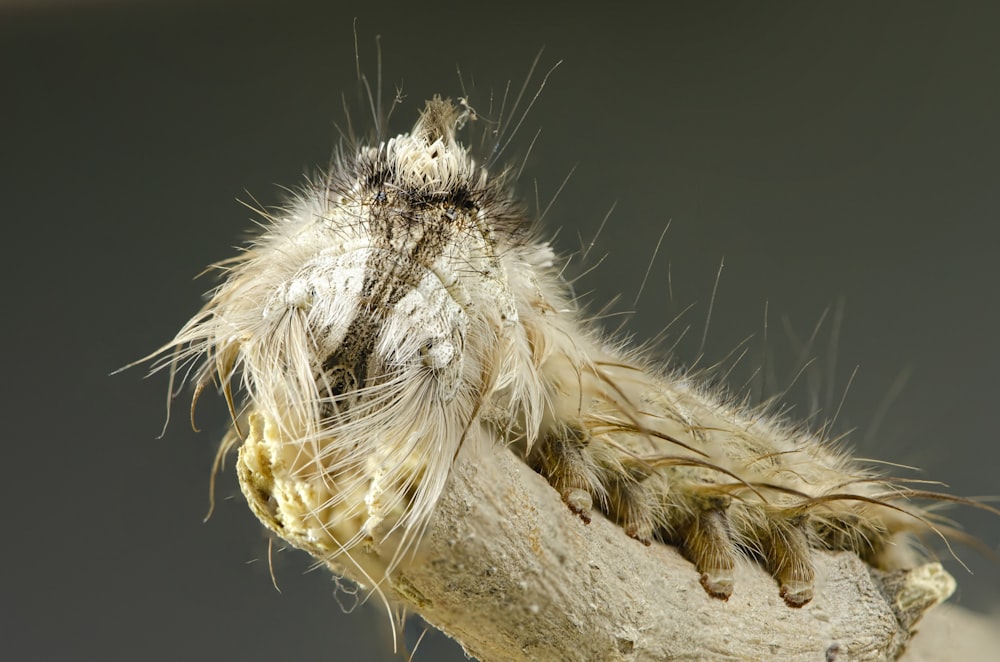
[149, 95, 978, 615]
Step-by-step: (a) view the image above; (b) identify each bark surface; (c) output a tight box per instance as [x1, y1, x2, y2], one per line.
[344, 443, 971, 661]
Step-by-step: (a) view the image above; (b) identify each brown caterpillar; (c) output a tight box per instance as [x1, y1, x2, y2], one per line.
[139, 89, 992, 622]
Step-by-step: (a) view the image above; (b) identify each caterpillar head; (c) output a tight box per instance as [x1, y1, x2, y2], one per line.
[157, 98, 546, 574]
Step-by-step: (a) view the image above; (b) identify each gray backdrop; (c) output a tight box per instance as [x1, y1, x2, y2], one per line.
[4, 1, 998, 660]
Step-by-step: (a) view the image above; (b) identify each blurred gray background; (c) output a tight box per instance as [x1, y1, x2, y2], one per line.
[3, 1, 998, 660]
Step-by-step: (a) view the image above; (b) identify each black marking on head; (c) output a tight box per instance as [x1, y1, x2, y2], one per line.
[319, 196, 476, 407]
[324, 97, 533, 249]
[314, 97, 539, 408]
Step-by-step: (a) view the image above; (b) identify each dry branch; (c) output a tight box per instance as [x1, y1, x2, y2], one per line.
[326, 443, 965, 661]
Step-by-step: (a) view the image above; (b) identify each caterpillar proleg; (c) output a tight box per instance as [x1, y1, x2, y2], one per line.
[137, 77, 994, 651]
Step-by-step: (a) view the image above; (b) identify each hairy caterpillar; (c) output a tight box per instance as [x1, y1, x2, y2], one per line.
[139, 84, 991, 627]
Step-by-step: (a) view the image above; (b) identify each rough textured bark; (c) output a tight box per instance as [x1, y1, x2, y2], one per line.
[320, 442, 970, 661]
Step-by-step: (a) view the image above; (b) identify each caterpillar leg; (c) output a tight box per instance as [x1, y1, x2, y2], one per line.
[607, 473, 658, 545]
[761, 515, 816, 607]
[532, 426, 602, 524]
[675, 494, 739, 600]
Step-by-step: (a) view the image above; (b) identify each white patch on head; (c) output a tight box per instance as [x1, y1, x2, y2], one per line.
[263, 250, 370, 359]
[378, 268, 467, 401]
